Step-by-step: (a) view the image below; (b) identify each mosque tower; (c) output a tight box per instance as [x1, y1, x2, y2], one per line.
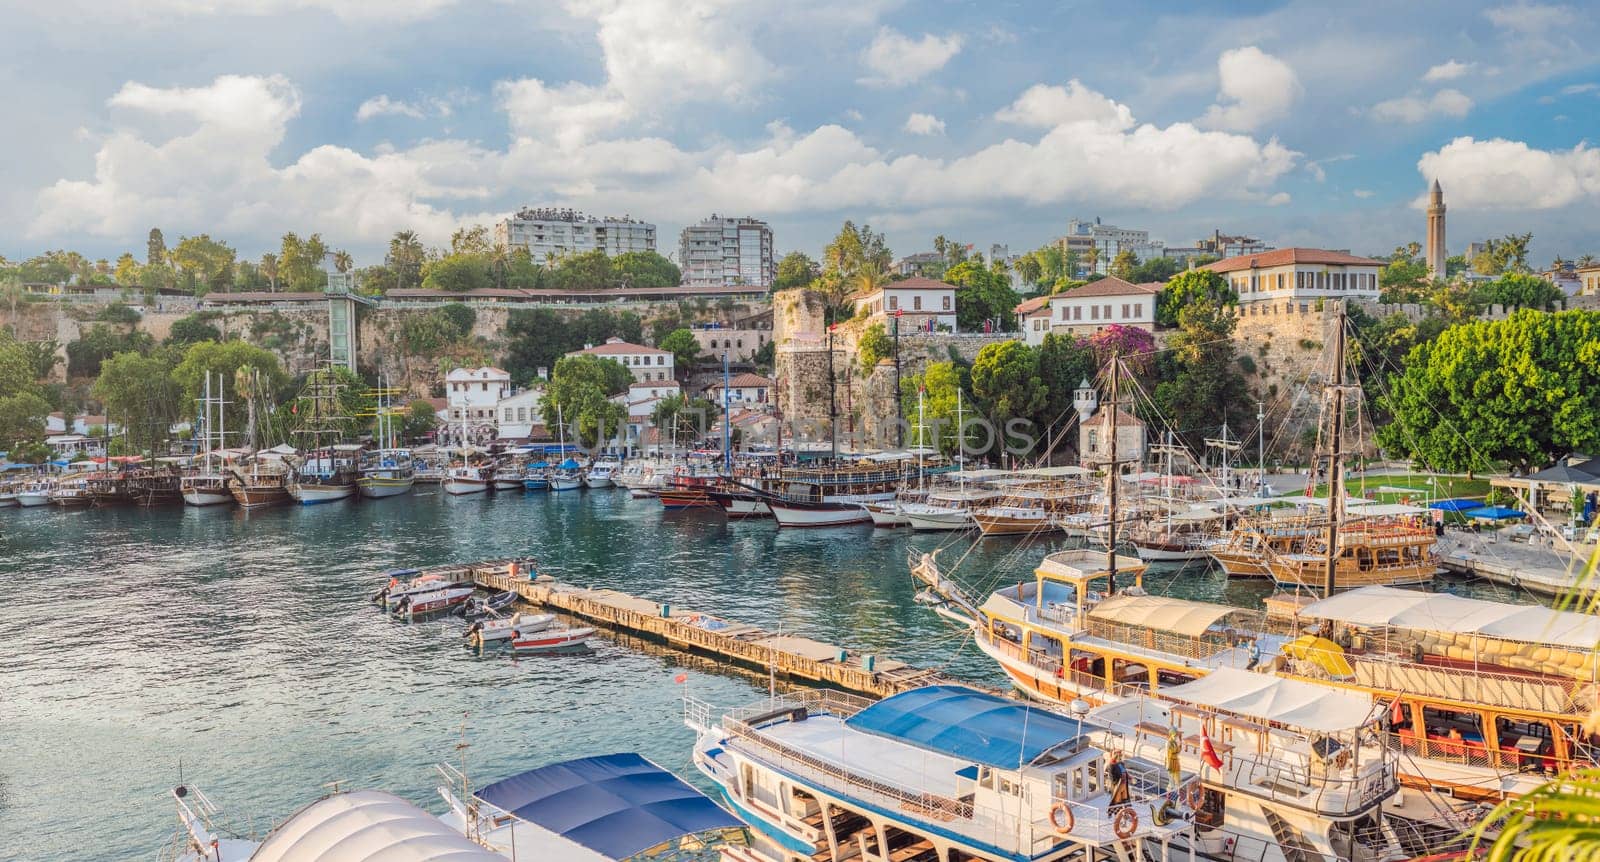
[1425, 179, 1447, 279]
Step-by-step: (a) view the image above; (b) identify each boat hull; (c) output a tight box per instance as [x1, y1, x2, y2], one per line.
[1131, 542, 1210, 562]
[182, 490, 234, 507]
[511, 626, 595, 652]
[767, 500, 873, 528]
[583, 474, 614, 489]
[358, 476, 416, 498]
[50, 494, 94, 508]
[491, 478, 523, 491]
[708, 490, 772, 519]
[229, 483, 289, 509]
[15, 493, 51, 507]
[863, 502, 909, 527]
[904, 509, 975, 531]
[0, 494, 17, 507]
[549, 476, 582, 492]
[974, 512, 1054, 536]
[443, 477, 489, 495]
[522, 478, 549, 491]
[288, 483, 356, 504]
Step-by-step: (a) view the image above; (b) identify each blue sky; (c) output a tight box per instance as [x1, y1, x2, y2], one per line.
[1, 0, 1597, 268]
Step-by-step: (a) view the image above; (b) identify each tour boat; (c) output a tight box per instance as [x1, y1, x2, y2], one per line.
[584, 457, 619, 488]
[860, 499, 909, 527]
[706, 486, 772, 519]
[49, 477, 94, 508]
[15, 478, 55, 507]
[511, 625, 594, 652]
[285, 446, 359, 504]
[687, 686, 1198, 862]
[463, 611, 555, 646]
[760, 463, 932, 528]
[87, 468, 134, 506]
[901, 488, 1001, 531]
[128, 465, 184, 506]
[1128, 507, 1223, 562]
[1207, 512, 1318, 578]
[180, 472, 232, 507]
[443, 463, 491, 495]
[357, 448, 416, 499]
[521, 461, 550, 491]
[490, 456, 525, 492]
[549, 458, 584, 492]
[658, 475, 717, 508]
[183, 371, 236, 507]
[227, 459, 291, 509]
[0, 482, 17, 507]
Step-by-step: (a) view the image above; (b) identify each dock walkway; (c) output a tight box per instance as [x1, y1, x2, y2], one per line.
[469, 563, 959, 699]
[1437, 533, 1598, 597]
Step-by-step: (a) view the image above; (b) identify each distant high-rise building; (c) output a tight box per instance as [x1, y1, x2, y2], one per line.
[495, 207, 656, 262]
[679, 215, 775, 288]
[1063, 217, 1165, 273]
[1425, 180, 1447, 279]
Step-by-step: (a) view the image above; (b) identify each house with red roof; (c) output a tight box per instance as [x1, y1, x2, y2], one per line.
[852, 276, 958, 332]
[566, 337, 675, 383]
[1014, 277, 1158, 345]
[1202, 247, 1383, 307]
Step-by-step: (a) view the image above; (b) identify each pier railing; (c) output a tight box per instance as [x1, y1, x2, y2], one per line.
[1280, 655, 1585, 715]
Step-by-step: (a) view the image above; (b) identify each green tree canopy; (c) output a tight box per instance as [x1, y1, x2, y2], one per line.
[170, 234, 237, 295]
[899, 361, 970, 455]
[944, 260, 1020, 332]
[67, 324, 154, 378]
[171, 340, 288, 434]
[612, 251, 681, 288]
[1155, 269, 1238, 327]
[1153, 287, 1249, 451]
[94, 350, 181, 453]
[1036, 333, 1098, 438]
[1483, 272, 1564, 311]
[422, 254, 493, 292]
[774, 252, 820, 291]
[1376, 310, 1600, 473]
[402, 399, 437, 441]
[970, 340, 1046, 455]
[0, 391, 51, 453]
[1379, 243, 1432, 303]
[1108, 250, 1140, 281]
[651, 394, 718, 444]
[657, 328, 702, 374]
[542, 355, 630, 447]
[857, 323, 891, 373]
[166, 314, 223, 347]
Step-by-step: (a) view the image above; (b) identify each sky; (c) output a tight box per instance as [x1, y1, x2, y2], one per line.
[1, 0, 1597, 268]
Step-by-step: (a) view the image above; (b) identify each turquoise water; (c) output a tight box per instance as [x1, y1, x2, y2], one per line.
[0, 491, 1538, 860]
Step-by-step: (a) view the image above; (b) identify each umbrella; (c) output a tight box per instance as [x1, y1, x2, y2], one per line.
[1428, 498, 1482, 512]
[1464, 505, 1526, 521]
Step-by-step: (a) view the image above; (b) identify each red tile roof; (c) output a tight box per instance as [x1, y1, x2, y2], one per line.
[1054, 276, 1159, 299]
[853, 276, 957, 301]
[710, 373, 774, 389]
[1014, 295, 1051, 315]
[1202, 247, 1384, 274]
[570, 341, 670, 356]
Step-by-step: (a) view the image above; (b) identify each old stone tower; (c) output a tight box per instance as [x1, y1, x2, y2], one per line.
[1425, 179, 1447, 279]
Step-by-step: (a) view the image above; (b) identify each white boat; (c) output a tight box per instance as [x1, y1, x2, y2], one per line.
[490, 457, 524, 491]
[183, 372, 237, 507]
[511, 625, 594, 652]
[0, 485, 18, 506]
[548, 458, 583, 492]
[901, 489, 1000, 531]
[285, 447, 359, 504]
[358, 449, 416, 499]
[584, 458, 618, 488]
[49, 477, 95, 508]
[442, 464, 490, 495]
[861, 499, 909, 527]
[373, 568, 474, 608]
[180, 475, 233, 507]
[463, 612, 556, 646]
[390, 584, 477, 620]
[15, 479, 54, 507]
[688, 686, 1198, 862]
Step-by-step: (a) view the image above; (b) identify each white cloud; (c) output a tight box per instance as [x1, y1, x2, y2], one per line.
[858, 28, 962, 87]
[994, 81, 1133, 130]
[1419, 136, 1600, 210]
[1199, 46, 1300, 132]
[355, 95, 424, 121]
[1561, 82, 1599, 95]
[903, 112, 945, 135]
[66, 0, 463, 22]
[1370, 89, 1474, 123]
[1304, 153, 1356, 183]
[567, 0, 777, 106]
[1353, 189, 1375, 198]
[1422, 60, 1473, 82]
[496, 79, 634, 148]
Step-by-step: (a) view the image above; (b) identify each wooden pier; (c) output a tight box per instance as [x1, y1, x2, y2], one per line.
[467, 561, 958, 699]
[1437, 533, 1599, 597]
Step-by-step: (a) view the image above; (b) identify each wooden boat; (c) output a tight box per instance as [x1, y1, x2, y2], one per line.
[443, 463, 491, 495]
[0, 482, 17, 507]
[285, 446, 359, 504]
[228, 460, 290, 509]
[1208, 513, 1318, 578]
[390, 584, 477, 620]
[357, 449, 416, 499]
[658, 475, 717, 509]
[15, 478, 55, 507]
[760, 462, 934, 528]
[1127, 507, 1222, 562]
[86, 470, 133, 506]
[902, 488, 1001, 531]
[128, 465, 183, 506]
[183, 371, 236, 507]
[1266, 515, 1440, 589]
[49, 477, 95, 508]
[180, 472, 233, 507]
[705, 486, 771, 519]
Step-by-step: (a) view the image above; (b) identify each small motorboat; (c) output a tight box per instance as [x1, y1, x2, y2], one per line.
[390, 585, 477, 620]
[373, 569, 473, 609]
[460, 590, 517, 620]
[463, 612, 556, 647]
[511, 625, 594, 653]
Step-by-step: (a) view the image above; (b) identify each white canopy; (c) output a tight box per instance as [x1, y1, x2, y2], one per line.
[949, 468, 1012, 480]
[1020, 465, 1092, 477]
[1299, 586, 1600, 651]
[1089, 595, 1242, 638]
[1346, 503, 1428, 518]
[1159, 668, 1379, 733]
[1274, 495, 1372, 507]
[251, 791, 505, 862]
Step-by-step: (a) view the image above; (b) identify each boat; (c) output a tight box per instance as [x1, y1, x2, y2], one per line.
[179, 471, 231, 506]
[0, 481, 18, 507]
[861, 498, 910, 527]
[129, 464, 184, 506]
[49, 476, 95, 508]
[687, 685, 1199, 862]
[389, 583, 478, 620]
[658, 472, 717, 508]
[584, 457, 619, 488]
[521, 460, 550, 491]
[15, 478, 56, 507]
[1208, 510, 1318, 579]
[549, 458, 583, 492]
[760, 461, 933, 528]
[1128, 507, 1223, 562]
[357, 448, 416, 498]
[706, 485, 772, 518]
[490, 455, 525, 492]
[436, 752, 750, 861]
[460, 589, 517, 619]
[463, 611, 556, 646]
[510, 625, 594, 652]
[86, 465, 136, 506]
[182, 371, 236, 507]
[442, 459, 492, 495]
[227, 456, 291, 509]
[901, 487, 1001, 531]
[285, 446, 360, 504]
[411, 446, 447, 483]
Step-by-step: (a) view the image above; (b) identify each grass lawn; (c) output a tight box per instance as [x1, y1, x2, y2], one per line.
[1305, 472, 1494, 503]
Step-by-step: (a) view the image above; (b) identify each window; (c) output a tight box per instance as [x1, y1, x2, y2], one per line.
[888, 295, 898, 310]
[942, 295, 951, 310]
[1103, 304, 1112, 319]
[503, 408, 512, 421]
[1120, 304, 1129, 318]
[1091, 305, 1100, 320]
[517, 407, 527, 421]
[1134, 303, 1142, 318]
[657, 356, 664, 365]
[480, 382, 487, 392]
[1073, 306, 1082, 321]
[1060, 306, 1068, 321]
[913, 295, 922, 310]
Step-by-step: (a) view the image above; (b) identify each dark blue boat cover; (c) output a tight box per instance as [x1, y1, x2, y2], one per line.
[1427, 498, 1482, 512]
[844, 685, 1094, 769]
[473, 752, 741, 860]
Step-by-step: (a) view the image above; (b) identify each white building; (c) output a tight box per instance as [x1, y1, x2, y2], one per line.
[495, 388, 545, 440]
[47, 434, 106, 458]
[445, 367, 512, 426]
[1016, 277, 1158, 345]
[494, 207, 656, 262]
[566, 337, 675, 383]
[1202, 248, 1383, 305]
[679, 215, 775, 288]
[1064, 217, 1165, 273]
[692, 326, 771, 363]
[706, 373, 773, 408]
[852, 277, 958, 332]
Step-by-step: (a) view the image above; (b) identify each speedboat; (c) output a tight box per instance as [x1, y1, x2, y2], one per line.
[584, 458, 618, 488]
[389, 584, 477, 620]
[372, 568, 474, 608]
[16, 479, 55, 507]
[460, 590, 517, 619]
[511, 625, 594, 652]
[442, 463, 490, 495]
[462, 612, 556, 647]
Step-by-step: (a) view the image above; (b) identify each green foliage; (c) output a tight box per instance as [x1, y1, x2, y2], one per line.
[651, 394, 718, 443]
[970, 340, 1046, 453]
[538, 249, 681, 291]
[1472, 232, 1533, 276]
[1153, 287, 1249, 451]
[0, 333, 42, 397]
[944, 260, 1020, 331]
[611, 251, 681, 288]
[402, 400, 437, 440]
[166, 314, 223, 347]
[1377, 310, 1600, 473]
[774, 252, 820, 291]
[1484, 272, 1564, 311]
[170, 234, 237, 294]
[1124, 256, 1183, 284]
[171, 340, 288, 433]
[657, 328, 702, 374]
[1036, 333, 1097, 430]
[899, 361, 970, 454]
[284, 365, 373, 441]
[67, 324, 153, 378]
[543, 355, 631, 447]
[822, 221, 892, 281]
[752, 339, 775, 371]
[1156, 269, 1237, 327]
[95, 302, 142, 324]
[1378, 244, 1433, 303]
[0, 391, 51, 452]
[93, 350, 181, 453]
[857, 323, 891, 373]
[1108, 250, 1140, 281]
[278, 232, 329, 292]
[147, 228, 166, 267]
[388, 231, 426, 291]
[422, 254, 493, 292]
[503, 308, 643, 385]
[1472, 767, 1600, 862]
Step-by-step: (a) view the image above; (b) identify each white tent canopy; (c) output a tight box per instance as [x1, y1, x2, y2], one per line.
[1088, 595, 1242, 638]
[1020, 465, 1092, 477]
[1299, 586, 1600, 651]
[1346, 503, 1428, 518]
[1158, 668, 1379, 733]
[250, 791, 505, 862]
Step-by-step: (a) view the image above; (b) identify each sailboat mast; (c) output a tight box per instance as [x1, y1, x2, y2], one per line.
[201, 372, 212, 460]
[917, 388, 925, 492]
[1106, 354, 1120, 593]
[827, 324, 838, 461]
[217, 373, 226, 461]
[1323, 303, 1348, 597]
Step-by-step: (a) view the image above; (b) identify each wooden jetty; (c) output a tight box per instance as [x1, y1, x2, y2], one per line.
[1437, 533, 1599, 597]
[467, 561, 959, 699]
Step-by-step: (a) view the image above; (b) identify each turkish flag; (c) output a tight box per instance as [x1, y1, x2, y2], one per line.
[1200, 726, 1224, 770]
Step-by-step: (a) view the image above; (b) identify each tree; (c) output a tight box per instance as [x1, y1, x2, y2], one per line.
[147, 228, 167, 267]
[401, 399, 437, 441]
[278, 232, 329, 292]
[612, 251, 681, 288]
[970, 340, 1046, 455]
[166, 314, 223, 347]
[67, 324, 153, 378]
[1379, 244, 1433, 303]
[1484, 272, 1564, 311]
[1156, 269, 1237, 327]
[774, 252, 820, 291]
[388, 230, 426, 290]
[899, 361, 970, 454]
[1013, 253, 1043, 287]
[0, 391, 51, 452]
[944, 260, 1020, 332]
[857, 323, 891, 373]
[542, 355, 631, 447]
[333, 250, 353, 274]
[421, 254, 492, 292]
[170, 234, 237, 295]
[450, 225, 493, 257]
[1125, 256, 1182, 284]
[1109, 250, 1140, 281]
[652, 394, 718, 444]
[1035, 332, 1097, 437]
[657, 328, 702, 375]
[1153, 288, 1250, 452]
[1472, 232, 1534, 276]
[93, 351, 181, 453]
[823, 221, 892, 280]
[1377, 310, 1600, 473]
[259, 253, 280, 292]
[171, 340, 288, 433]
[114, 253, 141, 286]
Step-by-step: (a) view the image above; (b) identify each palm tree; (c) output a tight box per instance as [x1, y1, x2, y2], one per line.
[1579, 254, 1597, 268]
[1084, 246, 1100, 275]
[388, 230, 424, 290]
[260, 254, 279, 292]
[333, 250, 353, 274]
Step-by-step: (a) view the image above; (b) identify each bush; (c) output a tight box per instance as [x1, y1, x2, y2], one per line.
[1236, 355, 1257, 374]
[858, 323, 891, 373]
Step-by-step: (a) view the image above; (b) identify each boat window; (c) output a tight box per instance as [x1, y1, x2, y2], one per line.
[977, 766, 994, 789]
[1157, 669, 1198, 689]
[1559, 723, 1600, 767]
[1422, 706, 1484, 753]
[1112, 659, 1150, 691]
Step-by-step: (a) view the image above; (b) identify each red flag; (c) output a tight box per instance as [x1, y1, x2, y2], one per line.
[291, 402, 298, 414]
[1390, 698, 1406, 728]
[1200, 725, 1224, 770]
[673, 673, 688, 683]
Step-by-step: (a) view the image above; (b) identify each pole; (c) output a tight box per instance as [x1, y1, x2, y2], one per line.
[1107, 353, 1120, 594]
[722, 351, 731, 473]
[827, 325, 838, 461]
[892, 312, 903, 449]
[1257, 400, 1265, 494]
[1323, 303, 1347, 598]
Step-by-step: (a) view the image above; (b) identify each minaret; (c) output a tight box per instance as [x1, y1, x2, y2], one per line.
[1425, 179, 1447, 279]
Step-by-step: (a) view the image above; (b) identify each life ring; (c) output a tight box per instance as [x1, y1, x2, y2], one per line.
[1183, 783, 1204, 809]
[1048, 802, 1074, 835]
[1113, 806, 1139, 839]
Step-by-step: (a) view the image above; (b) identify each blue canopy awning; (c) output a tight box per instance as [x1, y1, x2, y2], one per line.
[559, 458, 580, 469]
[1466, 505, 1526, 520]
[473, 753, 740, 861]
[844, 685, 1095, 769]
[1427, 498, 1482, 512]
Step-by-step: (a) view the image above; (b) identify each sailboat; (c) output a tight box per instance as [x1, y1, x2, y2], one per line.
[442, 400, 491, 496]
[285, 363, 359, 505]
[547, 404, 582, 491]
[181, 371, 234, 507]
[227, 368, 291, 510]
[357, 376, 415, 499]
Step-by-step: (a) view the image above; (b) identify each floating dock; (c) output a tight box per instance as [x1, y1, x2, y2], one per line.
[469, 563, 959, 699]
[1437, 533, 1598, 597]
